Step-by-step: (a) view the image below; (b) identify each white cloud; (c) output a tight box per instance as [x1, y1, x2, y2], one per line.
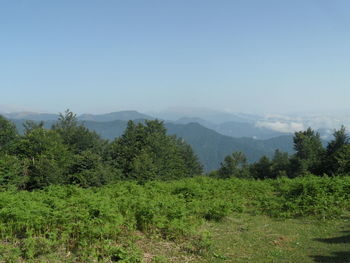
[256, 112, 350, 135]
[256, 121, 305, 133]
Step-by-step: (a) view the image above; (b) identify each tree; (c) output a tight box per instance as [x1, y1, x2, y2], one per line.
[218, 152, 248, 178]
[52, 109, 106, 154]
[129, 149, 158, 183]
[23, 120, 44, 134]
[0, 155, 26, 189]
[270, 150, 290, 178]
[68, 150, 121, 187]
[0, 115, 18, 153]
[108, 120, 202, 182]
[334, 144, 350, 174]
[323, 126, 349, 175]
[291, 128, 324, 176]
[250, 155, 272, 179]
[108, 120, 148, 176]
[175, 137, 203, 176]
[12, 126, 72, 189]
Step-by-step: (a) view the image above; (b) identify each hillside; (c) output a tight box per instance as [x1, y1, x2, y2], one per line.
[174, 118, 288, 139]
[165, 122, 294, 171]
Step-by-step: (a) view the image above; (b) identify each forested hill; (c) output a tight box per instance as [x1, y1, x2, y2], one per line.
[10, 119, 294, 171]
[165, 122, 294, 171]
[174, 117, 287, 139]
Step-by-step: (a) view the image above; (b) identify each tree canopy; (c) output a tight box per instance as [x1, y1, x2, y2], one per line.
[0, 111, 203, 189]
[108, 120, 203, 182]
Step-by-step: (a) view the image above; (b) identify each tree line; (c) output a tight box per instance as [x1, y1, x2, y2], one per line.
[1, 110, 349, 190]
[0, 110, 203, 190]
[214, 126, 350, 179]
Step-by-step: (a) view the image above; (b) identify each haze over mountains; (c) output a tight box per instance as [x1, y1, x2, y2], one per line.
[2, 108, 341, 171]
[4, 109, 291, 140]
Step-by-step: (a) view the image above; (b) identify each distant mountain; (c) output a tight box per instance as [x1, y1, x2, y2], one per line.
[153, 108, 262, 123]
[174, 118, 288, 140]
[4, 112, 58, 121]
[10, 118, 295, 172]
[78, 111, 153, 122]
[174, 117, 216, 129]
[214, 121, 288, 139]
[165, 122, 294, 171]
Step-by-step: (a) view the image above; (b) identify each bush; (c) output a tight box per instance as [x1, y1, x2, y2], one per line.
[258, 174, 350, 218]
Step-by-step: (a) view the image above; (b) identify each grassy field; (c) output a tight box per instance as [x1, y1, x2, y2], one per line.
[198, 213, 350, 263]
[0, 176, 349, 262]
[138, 213, 350, 263]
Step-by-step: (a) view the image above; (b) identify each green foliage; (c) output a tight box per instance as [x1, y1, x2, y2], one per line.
[292, 128, 324, 175]
[109, 120, 202, 182]
[0, 176, 348, 261]
[68, 150, 121, 187]
[0, 115, 18, 153]
[10, 113, 298, 172]
[23, 120, 44, 134]
[52, 109, 106, 154]
[334, 144, 350, 174]
[1, 110, 203, 190]
[270, 149, 290, 178]
[217, 126, 350, 180]
[323, 125, 350, 175]
[11, 127, 72, 189]
[217, 152, 248, 178]
[175, 137, 203, 176]
[258, 175, 350, 218]
[2, 110, 350, 262]
[250, 155, 272, 179]
[0, 155, 26, 189]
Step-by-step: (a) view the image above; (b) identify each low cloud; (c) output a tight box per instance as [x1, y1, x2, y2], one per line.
[256, 113, 350, 135]
[256, 121, 305, 133]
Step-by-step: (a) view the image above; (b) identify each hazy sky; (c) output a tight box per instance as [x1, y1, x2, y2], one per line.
[1, 0, 350, 114]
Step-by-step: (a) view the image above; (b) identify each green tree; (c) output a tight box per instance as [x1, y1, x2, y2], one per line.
[12, 127, 72, 189]
[0, 155, 26, 189]
[108, 120, 148, 176]
[109, 120, 201, 181]
[250, 155, 272, 179]
[334, 144, 350, 174]
[69, 150, 121, 187]
[271, 150, 290, 178]
[323, 125, 349, 175]
[291, 128, 324, 176]
[0, 115, 18, 153]
[23, 120, 44, 134]
[129, 149, 158, 182]
[175, 137, 203, 176]
[218, 152, 248, 178]
[52, 109, 106, 154]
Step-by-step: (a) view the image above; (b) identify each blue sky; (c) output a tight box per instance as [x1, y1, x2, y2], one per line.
[1, 0, 350, 114]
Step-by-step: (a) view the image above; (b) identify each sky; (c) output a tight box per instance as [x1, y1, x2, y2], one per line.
[1, 0, 350, 114]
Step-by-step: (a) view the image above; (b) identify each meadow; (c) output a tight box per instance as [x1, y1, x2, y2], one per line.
[0, 175, 349, 262]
